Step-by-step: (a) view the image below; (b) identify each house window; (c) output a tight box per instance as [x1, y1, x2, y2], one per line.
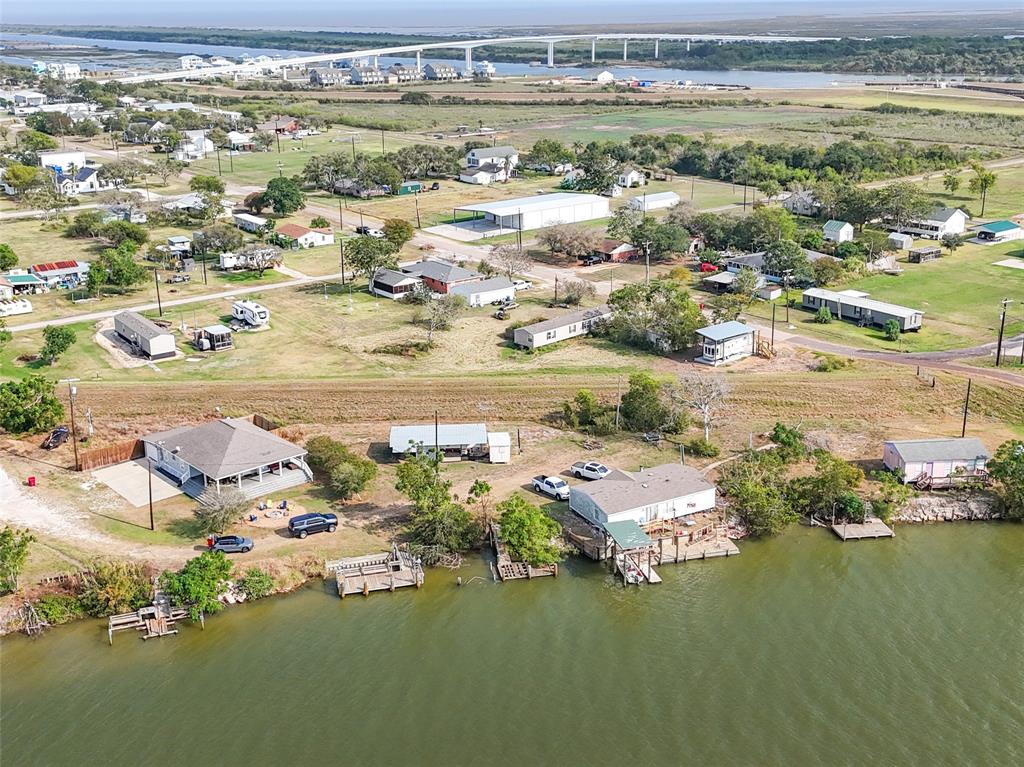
[568, 324, 577, 333]
[545, 330, 556, 340]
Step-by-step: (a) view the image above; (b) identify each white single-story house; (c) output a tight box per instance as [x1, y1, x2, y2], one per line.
[628, 191, 679, 212]
[167, 235, 192, 255]
[233, 213, 268, 233]
[823, 220, 854, 243]
[569, 464, 717, 527]
[114, 311, 176, 360]
[389, 423, 507, 462]
[973, 220, 1023, 243]
[449, 276, 516, 307]
[883, 438, 990, 484]
[725, 249, 838, 285]
[275, 223, 335, 248]
[595, 70, 615, 84]
[782, 190, 820, 217]
[143, 417, 311, 499]
[30, 260, 90, 287]
[887, 232, 914, 250]
[454, 193, 610, 232]
[617, 168, 645, 188]
[55, 167, 111, 196]
[695, 321, 757, 366]
[802, 288, 924, 331]
[38, 150, 87, 173]
[173, 130, 215, 162]
[371, 268, 421, 300]
[459, 163, 509, 185]
[887, 207, 969, 239]
[513, 304, 612, 349]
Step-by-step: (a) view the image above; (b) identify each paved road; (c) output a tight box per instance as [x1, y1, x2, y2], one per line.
[7, 270, 343, 333]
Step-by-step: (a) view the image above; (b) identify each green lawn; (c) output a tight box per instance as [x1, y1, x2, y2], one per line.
[744, 240, 1024, 352]
[918, 165, 1024, 221]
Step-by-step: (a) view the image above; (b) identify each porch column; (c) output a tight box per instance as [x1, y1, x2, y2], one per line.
[654, 39, 659, 59]
[591, 39, 596, 62]
[258, 466, 263, 483]
[216, 478, 221, 495]
[547, 42, 554, 67]
[623, 40, 628, 61]
[237, 474, 242, 489]
[464, 47, 472, 74]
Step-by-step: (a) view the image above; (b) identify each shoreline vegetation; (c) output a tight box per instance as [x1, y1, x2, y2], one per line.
[4, 25, 1024, 76]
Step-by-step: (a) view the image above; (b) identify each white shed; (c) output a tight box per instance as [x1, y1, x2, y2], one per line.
[628, 191, 680, 212]
[887, 232, 914, 250]
[487, 432, 512, 464]
[823, 220, 854, 243]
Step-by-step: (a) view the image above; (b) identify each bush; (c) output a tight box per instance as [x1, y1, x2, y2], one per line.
[371, 340, 432, 357]
[161, 550, 233, 621]
[685, 438, 720, 458]
[770, 422, 807, 463]
[102, 220, 149, 247]
[80, 560, 152, 617]
[815, 353, 854, 372]
[237, 568, 274, 600]
[814, 306, 832, 324]
[497, 494, 562, 566]
[33, 593, 86, 625]
[884, 319, 901, 342]
[305, 435, 377, 500]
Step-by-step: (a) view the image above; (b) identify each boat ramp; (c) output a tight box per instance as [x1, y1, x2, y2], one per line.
[325, 545, 424, 597]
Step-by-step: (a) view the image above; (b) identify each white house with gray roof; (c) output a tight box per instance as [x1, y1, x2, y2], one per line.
[569, 464, 717, 527]
[113, 311, 176, 360]
[449, 276, 516, 307]
[513, 304, 612, 349]
[695, 321, 756, 366]
[465, 145, 519, 169]
[371, 268, 421, 300]
[886, 207, 969, 240]
[142, 417, 311, 499]
[883, 438, 990, 484]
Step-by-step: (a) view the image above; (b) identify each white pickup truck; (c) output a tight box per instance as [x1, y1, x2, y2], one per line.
[570, 461, 610, 481]
[532, 475, 570, 501]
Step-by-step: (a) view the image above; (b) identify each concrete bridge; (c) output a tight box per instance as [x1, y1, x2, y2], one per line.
[106, 32, 839, 84]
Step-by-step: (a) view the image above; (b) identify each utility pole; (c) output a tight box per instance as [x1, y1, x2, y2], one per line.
[351, 135, 356, 162]
[995, 298, 1012, 367]
[782, 270, 792, 323]
[216, 145, 222, 176]
[433, 409, 440, 475]
[414, 193, 421, 228]
[338, 196, 344, 229]
[381, 129, 385, 154]
[61, 380, 81, 470]
[339, 237, 346, 286]
[276, 131, 281, 153]
[642, 240, 652, 285]
[154, 270, 162, 316]
[961, 378, 972, 438]
[771, 303, 777, 352]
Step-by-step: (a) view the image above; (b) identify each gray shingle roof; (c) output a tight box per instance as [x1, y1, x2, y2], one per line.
[401, 260, 480, 283]
[143, 418, 305, 480]
[886, 438, 990, 463]
[114, 311, 171, 342]
[572, 464, 714, 516]
[519, 304, 612, 336]
[696, 321, 756, 342]
[468, 146, 517, 159]
[373, 268, 419, 288]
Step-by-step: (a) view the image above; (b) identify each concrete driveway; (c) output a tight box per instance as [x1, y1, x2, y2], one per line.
[93, 459, 184, 507]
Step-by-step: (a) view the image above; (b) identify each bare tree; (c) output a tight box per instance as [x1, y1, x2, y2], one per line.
[672, 371, 730, 441]
[425, 294, 466, 344]
[536, 224, 600, 259]
[490, 243, 532, 280]
[562, 279, 596, 306]
[194, 487, 250, 535]
[238, 243, 284, 277]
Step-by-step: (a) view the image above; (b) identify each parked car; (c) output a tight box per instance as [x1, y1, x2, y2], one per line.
[570, 461, 609, 481]
[41, 426, 70, 450]
[429, 182, 440, 191]
[168, 274, 191, 284]
[210, 535, 253, 554]
[532, 476, 570, 500]
[288, 512, 338, 539]
[355, 226, 385, 239]
[699, 262, 719, 273]
[579, 255, 603, 266]
[512, 280, 532, 291]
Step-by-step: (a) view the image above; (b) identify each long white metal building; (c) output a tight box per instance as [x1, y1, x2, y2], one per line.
[454, 193, 609, 232]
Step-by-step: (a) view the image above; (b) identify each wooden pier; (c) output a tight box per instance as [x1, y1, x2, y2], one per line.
[831, 517, 895, 541]
[107, 591, 196, 644]
[488, 523, 557, 582]
[325, 545, 424, 598]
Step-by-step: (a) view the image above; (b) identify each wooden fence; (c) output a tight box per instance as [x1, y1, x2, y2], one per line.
[75, 439, 143, 472]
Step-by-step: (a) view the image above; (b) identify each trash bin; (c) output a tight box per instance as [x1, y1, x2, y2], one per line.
[27, 476, 36, 487]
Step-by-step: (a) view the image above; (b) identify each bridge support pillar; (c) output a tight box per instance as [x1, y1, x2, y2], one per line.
[464, 47, 472, 74]
[416, 50, 421, 71]
[687, 39, 691, 52]
[623, 39, 628, 61]
[591, 39, 596, 62]
[547, 42, 554, 67]
[372, 55, 378, 67]
[654, 39, 659, 59]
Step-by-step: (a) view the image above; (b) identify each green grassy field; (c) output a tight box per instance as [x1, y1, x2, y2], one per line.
[744, 240, 1024, 352]
[918, 165, 1024, 221]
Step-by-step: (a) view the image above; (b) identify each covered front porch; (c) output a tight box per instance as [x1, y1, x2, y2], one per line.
[182, 459, 311, 501]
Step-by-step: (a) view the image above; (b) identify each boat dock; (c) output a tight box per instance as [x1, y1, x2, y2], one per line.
[107, 591, 195, 644]
[325, 545, 424, 598]
[488, 523, 558, 581]
[615, 552, 662, 585]
[831, 517, 895, 541]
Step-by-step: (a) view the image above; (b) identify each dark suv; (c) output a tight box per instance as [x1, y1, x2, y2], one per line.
[288, 513, 338, 539]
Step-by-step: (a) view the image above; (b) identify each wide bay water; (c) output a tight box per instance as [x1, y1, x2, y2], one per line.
[2, 523, 1023, 766]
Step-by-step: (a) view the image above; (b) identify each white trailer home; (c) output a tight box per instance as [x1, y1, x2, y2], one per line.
[113, 311, 176, 359]
[449, 276, 516, 307]
[883, 438, 990, 484]
[802, 288, 924, 332]
[695, 321, 756, 366]
[233, 212, 268, 233]
[231, 300, 270, 326]
[513, 304, 612, 350]
[569, 464, 716, 527]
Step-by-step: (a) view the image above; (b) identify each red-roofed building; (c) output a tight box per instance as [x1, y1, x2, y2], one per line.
[274, 223, 335, 248]
[592, 239, 637, 262]
[30, 260, 91, 287]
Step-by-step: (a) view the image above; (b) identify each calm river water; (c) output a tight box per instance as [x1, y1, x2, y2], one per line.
[3, 524, 1023, 766]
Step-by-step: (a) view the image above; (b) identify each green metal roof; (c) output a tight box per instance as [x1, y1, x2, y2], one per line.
[4, 273, 43, 284]
[603, 520, 653, 550]
[978, 220, 1019, 234]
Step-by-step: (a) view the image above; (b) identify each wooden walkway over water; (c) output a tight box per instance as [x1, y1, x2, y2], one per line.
[107, 590, 196, 644]
[488, 523, 558, 582]
[831, 517, 895, 541]
[325, 545, 424, 597]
